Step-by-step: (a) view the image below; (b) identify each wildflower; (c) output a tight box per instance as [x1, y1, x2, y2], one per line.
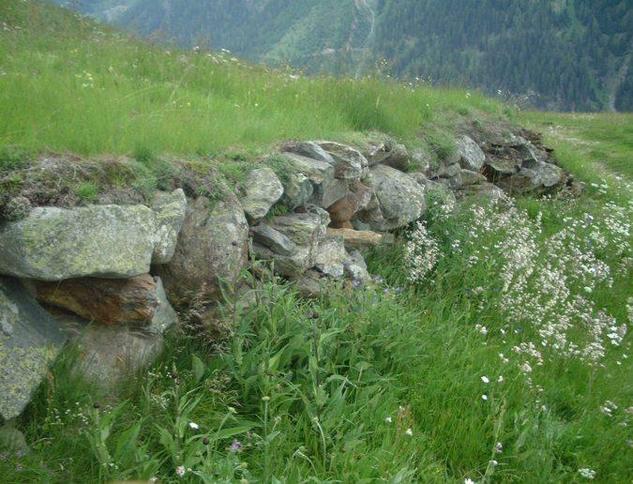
[475, 324, 488, 335]
[464, 479, 476, 484]
[385, 416, 392, 423]
[489, 460, 498, 467]
[578, 468, 596, 480]
[188, 422, 199, 430]
[229, 439, 243, 453]
[176, 465, 186, 477]
[405, 428, 413, 436]
[495, 442, 503, 453]
[481, 395, 488, 401]
[497, 376, 504, 383]
[261, 396, 270, 402]
[481, 376, 490, 384]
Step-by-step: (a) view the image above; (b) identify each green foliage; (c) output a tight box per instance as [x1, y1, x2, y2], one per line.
[0, 145, 31, 172]
[73, 181, 99, 202]
[0, 0, 501, 159]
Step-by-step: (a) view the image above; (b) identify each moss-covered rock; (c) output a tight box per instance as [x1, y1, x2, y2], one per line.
[0, 205, 158, 281]
[0, 277, 66, 420]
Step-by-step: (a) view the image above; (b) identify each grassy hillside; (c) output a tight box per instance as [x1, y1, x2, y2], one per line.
[53, 0, 633, 112]
[1, 2, 633, 483]
[0, 0, 499, 159]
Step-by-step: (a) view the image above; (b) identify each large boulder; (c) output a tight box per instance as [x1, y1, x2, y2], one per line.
[151, 189, 187, 264]
[53, 276, 177, 389]
[0, 191, 186, 281]
[0, 277, 66, 420]
[154, 194, 249, 306]
[29, 274, 159, 326]
[239, 167, 284, 222]
[354, 165, 426, 231]
[456, 135, 486, 172]
[0, 205, 158, 281]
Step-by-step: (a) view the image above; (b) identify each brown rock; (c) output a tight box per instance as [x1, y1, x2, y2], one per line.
[31, 274, 158, 326]
[326, 181, 371, 228]
[326, 228, 393, 251]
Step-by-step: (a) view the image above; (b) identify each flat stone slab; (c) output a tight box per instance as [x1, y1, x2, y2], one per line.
[0, 277, 66, 420]
[0, 205, 158, 281]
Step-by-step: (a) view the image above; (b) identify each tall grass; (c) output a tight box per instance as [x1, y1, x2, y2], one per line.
[0, 1, 501, 158]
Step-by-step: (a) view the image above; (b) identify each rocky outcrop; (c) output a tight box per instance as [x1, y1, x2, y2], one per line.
[29, 274, 159, 326]
[0, 277, 66, 420]
[155, 194, 249, 306]
[354, 165, 426, 231]
[239, 167, 284, 222]
[0, 191, 186, 281]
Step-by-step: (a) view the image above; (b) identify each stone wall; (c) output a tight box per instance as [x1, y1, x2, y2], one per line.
[0, 128, 569, 420]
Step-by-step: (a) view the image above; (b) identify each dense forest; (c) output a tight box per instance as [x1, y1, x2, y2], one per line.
[52, 0, 633, 111]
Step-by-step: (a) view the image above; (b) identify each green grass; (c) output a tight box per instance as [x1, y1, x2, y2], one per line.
[1, 1, 633, 483]
[520, 112, 633, 181]
[0, 0, 501, 158]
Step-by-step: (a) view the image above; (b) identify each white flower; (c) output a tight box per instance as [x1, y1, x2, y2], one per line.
[489, 460, 498, 467]
[385, 416, 392, 423]
[578, 468, 596, 479]
[188, 422, 199, 430]
[481, 376, 490, 384]
[481, 394, 488, 401]
[464, 479, 476, 484]
[495, 442, 503, 453]
[405, 428, 413, 436]
[497, 376, 504, 383]
[176, 465, 186, 477]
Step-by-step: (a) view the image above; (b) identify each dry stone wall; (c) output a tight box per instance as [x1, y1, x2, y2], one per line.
[0, 127, 569, 420]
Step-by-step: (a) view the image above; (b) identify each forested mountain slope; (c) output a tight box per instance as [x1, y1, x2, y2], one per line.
[51, 0, 633, 111]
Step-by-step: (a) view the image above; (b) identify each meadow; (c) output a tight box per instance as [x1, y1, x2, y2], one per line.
[1, 1, 632, 483]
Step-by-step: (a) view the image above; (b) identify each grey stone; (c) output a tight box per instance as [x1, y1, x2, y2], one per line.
[313, 236, 348, 279]
[459, 169, 487, 186]
[355, 165, 426, 231]
[251, 224, 297, 256]
[362, 133, 411, 171]
[485, 158, 520, 176]
[312, 178, 349, 209]
[344, 250, 371, 288]
[154, 194, 249, 306]
[318, 141, 369, 180]
[461, 181, 506, 202]
[281, 172, 314, 210]
[456, 135, 486, 171]
[240, 167, 284, 222]
[152, 189, 187, 264]
[251, 208, 330, 278]
[282, 141, 335, 165]
[0, 205, 158, 281]
[0, 277, 66, 420]
[281, 153, 335, 184]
